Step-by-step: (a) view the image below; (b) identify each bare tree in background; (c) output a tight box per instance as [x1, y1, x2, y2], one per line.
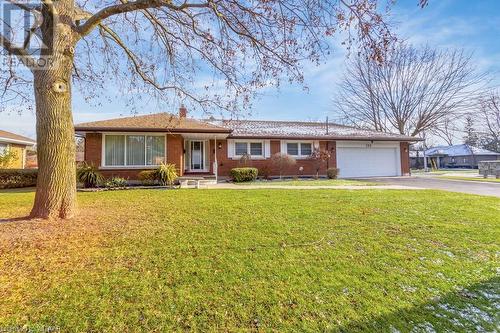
[477, 91, 500, 152]
[0, 0, 397, 219]
[430, 117, 460, 146]
[333, 43, 486, 137]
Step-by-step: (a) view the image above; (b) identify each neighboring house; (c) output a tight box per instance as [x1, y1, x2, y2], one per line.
[74, 107, 421, 179]
[411, 144, 500, 169]
[0, 130, 36, 169]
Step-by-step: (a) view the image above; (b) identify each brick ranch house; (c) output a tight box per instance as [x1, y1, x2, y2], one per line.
[75, 107, 421, 180]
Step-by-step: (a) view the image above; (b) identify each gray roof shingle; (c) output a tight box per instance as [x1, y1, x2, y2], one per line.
[74, 112, 421, 141]
[208, 119, 421, 141]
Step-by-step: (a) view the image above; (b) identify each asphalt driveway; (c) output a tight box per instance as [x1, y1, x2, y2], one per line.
[363, 176, 500, 198]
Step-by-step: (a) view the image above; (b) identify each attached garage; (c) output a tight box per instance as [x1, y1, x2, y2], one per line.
[336, 141, 401, 178]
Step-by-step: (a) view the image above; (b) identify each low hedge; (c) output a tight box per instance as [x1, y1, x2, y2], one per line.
[138, 170, 157, 185]
[230, 167, 258, 182]
[0, 169, 38, 189]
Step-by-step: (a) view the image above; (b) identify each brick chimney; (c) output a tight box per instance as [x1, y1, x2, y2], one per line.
[179, 105, 187, 118]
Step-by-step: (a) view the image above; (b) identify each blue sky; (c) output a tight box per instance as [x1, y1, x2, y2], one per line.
[2, 0, 500, 139]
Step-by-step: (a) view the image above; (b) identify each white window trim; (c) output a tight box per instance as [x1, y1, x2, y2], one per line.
[281, 140, 317, 159]
[0, 143, 9, 155]
[100, 132, 167, 169]
[231, 139, 265, 159]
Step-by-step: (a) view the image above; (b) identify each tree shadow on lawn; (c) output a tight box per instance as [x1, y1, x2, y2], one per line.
[0, 187, 36, 194]
[0, 216, 32, 223]
[338, 276, 499, 332]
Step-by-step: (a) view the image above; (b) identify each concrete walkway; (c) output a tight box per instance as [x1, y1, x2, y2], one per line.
[204, 183, 422, 190]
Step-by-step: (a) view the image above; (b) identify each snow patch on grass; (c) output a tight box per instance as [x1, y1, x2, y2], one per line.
[411, 322, 436, 333]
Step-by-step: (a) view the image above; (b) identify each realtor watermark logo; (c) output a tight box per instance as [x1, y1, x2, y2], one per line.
[1, 0, 56, 70]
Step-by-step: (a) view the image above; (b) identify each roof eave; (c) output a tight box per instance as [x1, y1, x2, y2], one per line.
[74, 127, 232, 134]
[228, 134, 422, 141]
[0, 137, 36, 146]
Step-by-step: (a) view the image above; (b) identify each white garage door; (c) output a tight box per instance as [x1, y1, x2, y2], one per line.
[337, 146, 401, 178]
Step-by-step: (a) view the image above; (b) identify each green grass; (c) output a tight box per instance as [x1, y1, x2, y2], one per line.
[234, 178, 376, 186]
[438, 176, 500, 183]
[0, 189, 499, 332]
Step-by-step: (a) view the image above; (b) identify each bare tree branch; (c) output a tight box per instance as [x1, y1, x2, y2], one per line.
[0, 32, 36, 65]
[476, 91, 500, 152]
[76, 0, 209, 37]
[333, 43, 488, 137]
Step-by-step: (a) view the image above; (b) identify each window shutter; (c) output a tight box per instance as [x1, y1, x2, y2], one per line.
[280, 140, 286, 154]
[264, 140, 271, 158]
[227, 139, 234, 159]
[313, 140, 320, 150]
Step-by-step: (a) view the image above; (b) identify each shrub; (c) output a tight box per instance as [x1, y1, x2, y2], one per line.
[138, 170, 157, 185]
[271, 153, 296, 179]
[0, 149, 18, 168]
[76, 162, 103, 188]
[156, 163, 178, 187]
[259, 165, 272, 180]
[230, 167, 258, 182]
[327, 167, 339, 179]
[0, 169, 37, 189]
[104, 177, 128, 188]
[311, 149, 331, 179]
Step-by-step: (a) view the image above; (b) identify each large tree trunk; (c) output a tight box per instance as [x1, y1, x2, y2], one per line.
[30, 68, 77, 219]
[30, 1, 77, 219]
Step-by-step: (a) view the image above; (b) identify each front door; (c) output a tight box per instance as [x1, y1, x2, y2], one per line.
[190, 140, 204, 171]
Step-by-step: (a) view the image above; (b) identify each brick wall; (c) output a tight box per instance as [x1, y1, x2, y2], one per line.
[84, 133, 102, 167]
[84, 133, 184, 179]
[166, 134, 184, 176]
[212, 139, 336, 178]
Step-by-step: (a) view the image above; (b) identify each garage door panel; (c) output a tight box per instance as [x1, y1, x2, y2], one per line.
[337, 147, 400, 178]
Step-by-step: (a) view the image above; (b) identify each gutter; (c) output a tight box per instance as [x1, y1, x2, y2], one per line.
[227, 135, 423, 142]
[74, 127, 232, 134]
[0, 137, 36, 146]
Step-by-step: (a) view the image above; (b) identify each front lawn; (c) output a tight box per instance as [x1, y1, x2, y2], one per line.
[0, 189, 499, 332]
[234, 178, 376, 186]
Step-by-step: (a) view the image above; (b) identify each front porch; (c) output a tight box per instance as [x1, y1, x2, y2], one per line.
[182, 133, 229, 180]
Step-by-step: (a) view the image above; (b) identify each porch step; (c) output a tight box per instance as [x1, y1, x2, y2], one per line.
[183, 173, 216, 179]
[184, 172, 215, 178]
[178, 177, 217, 189]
